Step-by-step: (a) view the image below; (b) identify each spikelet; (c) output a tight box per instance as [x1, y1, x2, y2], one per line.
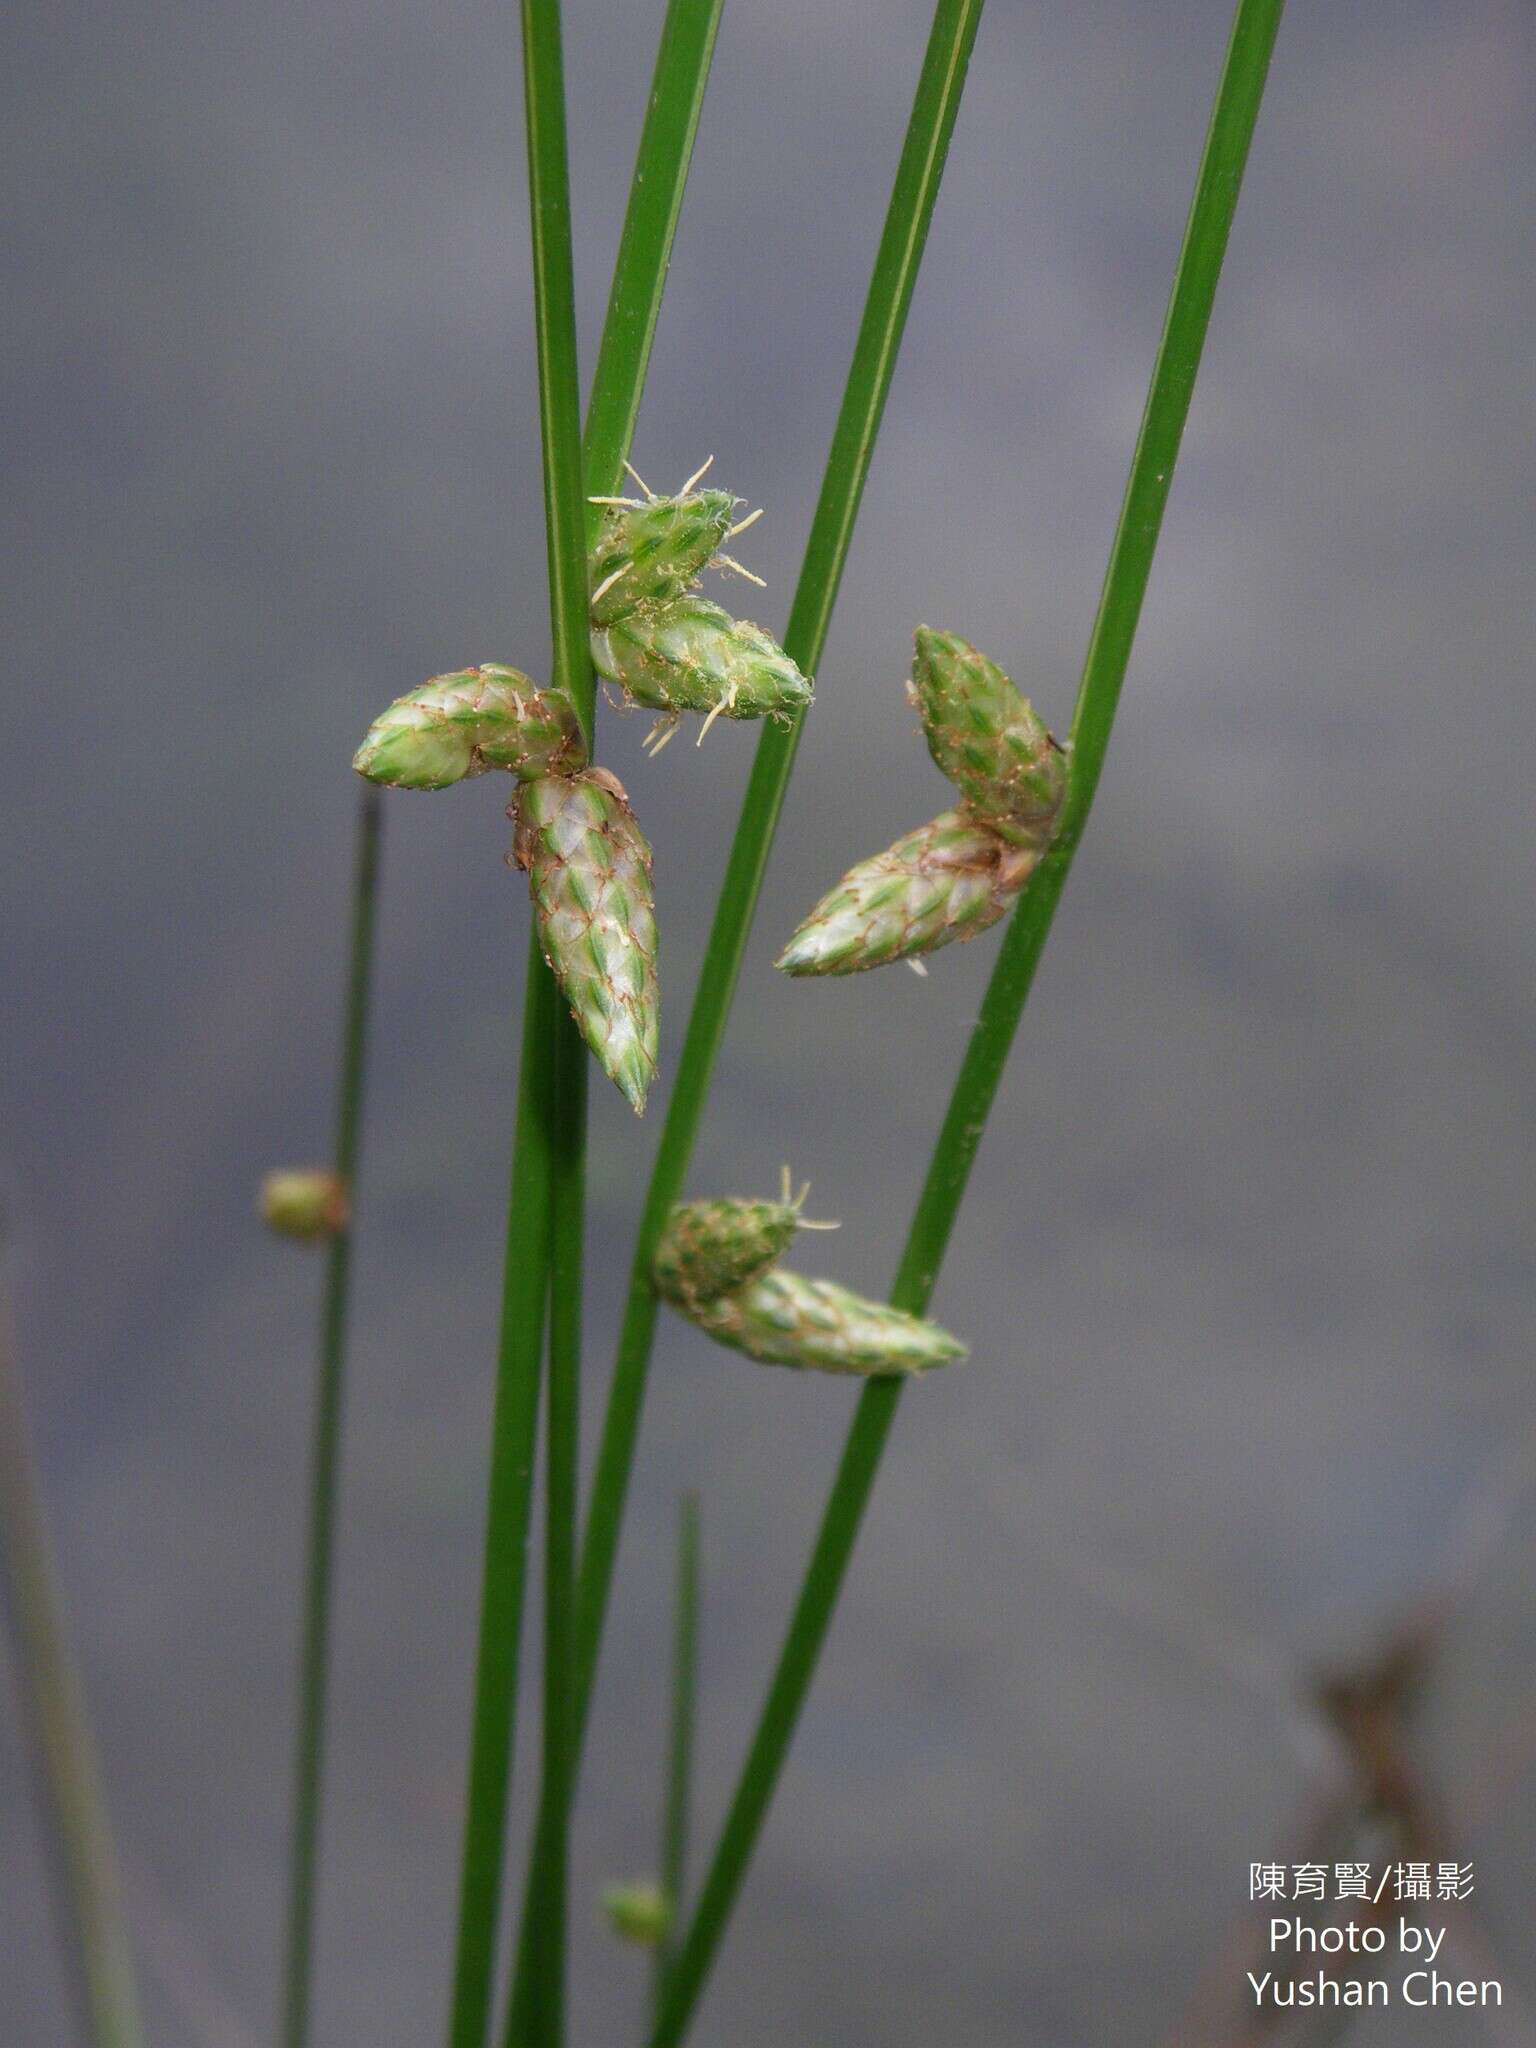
[588, 488, 737, 626]
[600, 1882, 672, 1948]
[513, 768, 659, 1114]
[259, 1169, 349, 1243]
[692, 1269, 966, 1378]
[353, 666, 587, 790]
[653, 1195, 804, 1314]
[652, 1186, 965, 1378]
[591, 596, 811, 726]
[907, 627, 1067, 847]
[775, 810, 1036, 977]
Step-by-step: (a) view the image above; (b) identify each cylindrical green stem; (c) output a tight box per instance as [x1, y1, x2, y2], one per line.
[580, 0, 726, 523]
[452, 0, 724, 2033]
[281, 782, 382, 2048]
[649, 4, 1287, 2040]
[522, 1013, 586, 2048]
[652, 1493, 700, 2019]
[0, 1261, 145, 2048]
[520, 0, 596, 736]
[499, 2, 728, 2037]
[516, 1, 594, 2042]
[446, 939, 559, 2048]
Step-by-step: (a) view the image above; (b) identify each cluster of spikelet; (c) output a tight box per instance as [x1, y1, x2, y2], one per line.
[345, 463, 810, 1116]
[310, 483, 1051, 1381]
[352, 665, 661, 1113]
[587, 458, 811, 753]
[653, 1173, 965, 1378]
[777, 627, 1067, 977]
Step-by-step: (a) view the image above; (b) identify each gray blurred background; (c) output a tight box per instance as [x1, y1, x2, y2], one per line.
[4, 0, 1534, 2040]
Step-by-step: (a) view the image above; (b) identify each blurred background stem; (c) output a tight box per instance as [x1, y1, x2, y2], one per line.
[652, 1494, 699, 2022]
[280, 780, 381, 2048]
[0, 1246, 145, 2048]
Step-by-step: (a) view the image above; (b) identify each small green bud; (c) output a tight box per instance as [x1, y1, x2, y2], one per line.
[588, 488, 737, 626]
[776, 809, 1036, 977]
[259, 1169, 349, 1243]
[908, 628, 1067, 846]
[353, 667, 587, 790]
[513, 768, 659, 1115]
[600, 1881, 673, 1948]
[694, 1268, 966, 1378]
[654, 1196, 803, 1313]
[591, 597, 811, 728]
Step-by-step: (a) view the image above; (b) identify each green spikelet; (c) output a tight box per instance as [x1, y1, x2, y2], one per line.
[692, 1268, 965, 1378]
[588, 488, 737, 626]
[513, 767, 659, 1114]
[600, 1882, 673, 1948]
[908, 627, 1067, 847]
[353, 666, 587, 790]
[591, 596, 812, 725]
[776, 809, 1037, 977]
[652, 1187, 965, 1378]
[259, 1168, 349, 1243]
[653, 1196, 802, 1314]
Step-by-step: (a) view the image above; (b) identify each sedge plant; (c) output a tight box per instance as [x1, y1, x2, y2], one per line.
[0, 2, 1290, 2045]
[273, 0, 1288, 2043]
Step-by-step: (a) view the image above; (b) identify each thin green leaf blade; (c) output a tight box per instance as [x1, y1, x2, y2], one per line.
[583, 0, 727, 515]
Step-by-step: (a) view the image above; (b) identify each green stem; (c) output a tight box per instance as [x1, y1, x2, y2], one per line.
[581, 0, 726, 524]
[521, 0, 597, 734]
[649, 3, 1286, 2040]
[0, 1259, 145, 2048]
[524, 1019, 586, 2048]
[501, 3, 728, 2038]
[451, 0, 724, 2021]
[454, 0, 724, 2022]
[280, 782, 382, 2048]
[652, 1493, 700, 2021]
[517, 3, 593, 2044]
[446, 942, 559, 2048]
[575, 0, 988, 1772]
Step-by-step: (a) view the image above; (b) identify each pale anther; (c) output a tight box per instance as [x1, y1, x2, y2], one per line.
[714, 554, 767, 588]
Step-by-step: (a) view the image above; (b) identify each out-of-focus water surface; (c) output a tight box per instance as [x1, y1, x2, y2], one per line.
[3, 1, 1534, 2041]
